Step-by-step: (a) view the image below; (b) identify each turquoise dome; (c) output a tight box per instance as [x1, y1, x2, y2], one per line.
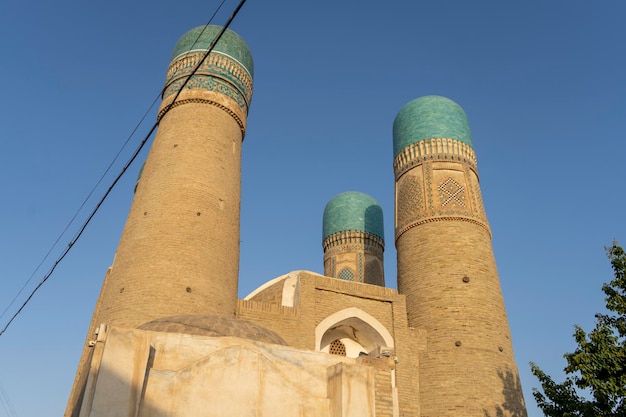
[171, 25, 254, 78]
[323, 192, 384, 241]
[392, 96, 472, 157]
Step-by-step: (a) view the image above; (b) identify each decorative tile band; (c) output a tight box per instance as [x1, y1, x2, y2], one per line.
[158, 98, 246, 135]
[395, 215, 492, 242]
[163, 74, 248, 113]
[169, 50, 253, 82]
[324, 244, 384, 258]
[163, 51, 253, 111]
[393, 138, 477, 179]
[322, 230, 385, 254]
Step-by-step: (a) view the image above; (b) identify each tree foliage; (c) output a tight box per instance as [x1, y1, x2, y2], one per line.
[531, 244, 626, 416]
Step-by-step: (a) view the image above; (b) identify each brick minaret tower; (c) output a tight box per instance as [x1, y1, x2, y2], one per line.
[66, 25, 253, 416]
[322, 192, 385, 286]
[393, 96, 526, 416]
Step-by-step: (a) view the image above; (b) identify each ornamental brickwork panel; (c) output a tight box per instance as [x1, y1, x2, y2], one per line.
[396, 166, 424, 231]
[438, 177, 465, 208]
[431, 168, 470, 217]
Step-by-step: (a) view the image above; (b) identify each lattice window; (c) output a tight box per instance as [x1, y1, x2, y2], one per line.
[329, 339, 347, 356]
[338, 267, 355, 281]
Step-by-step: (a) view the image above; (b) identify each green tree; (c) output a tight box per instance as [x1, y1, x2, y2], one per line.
[531, 243, 626, 416]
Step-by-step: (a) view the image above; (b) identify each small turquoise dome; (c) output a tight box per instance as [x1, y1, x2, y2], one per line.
[323, 192, 384, 241]
[171, 25, 254, 78]
[393, 96, 472, 157]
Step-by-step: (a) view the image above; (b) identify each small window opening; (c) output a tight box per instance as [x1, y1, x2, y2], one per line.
[329, 339, 347, 356]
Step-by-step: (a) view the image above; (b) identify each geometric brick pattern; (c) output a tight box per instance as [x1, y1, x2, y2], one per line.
[438, 177, 465, 207]
[397, 175, 422, 226]
[358, 253, 363, 283]
[338, 267, 355, 281]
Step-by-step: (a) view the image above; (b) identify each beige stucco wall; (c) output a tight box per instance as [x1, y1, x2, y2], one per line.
[80, 326, 378, 417]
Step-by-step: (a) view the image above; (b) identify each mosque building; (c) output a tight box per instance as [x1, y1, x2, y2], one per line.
[65, 25, 528, 417]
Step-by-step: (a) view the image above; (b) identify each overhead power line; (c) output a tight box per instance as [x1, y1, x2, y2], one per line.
[0, 0, 247, 337]
[0, 92, 161, 325]
[0, 380, 18, 417]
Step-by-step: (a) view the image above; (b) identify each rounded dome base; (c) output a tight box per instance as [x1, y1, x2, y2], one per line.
[138, 315, 286, 345]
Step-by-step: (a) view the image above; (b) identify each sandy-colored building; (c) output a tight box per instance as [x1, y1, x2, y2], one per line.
[66, 25, 528, 417]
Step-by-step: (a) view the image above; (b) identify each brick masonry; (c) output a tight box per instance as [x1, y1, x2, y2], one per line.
[67, 28, 528, 417]
[323, 230, 385, 286]
[65, 48, 251, 416]
[241, 272, 424, 416]
[395, 143, 527, 416]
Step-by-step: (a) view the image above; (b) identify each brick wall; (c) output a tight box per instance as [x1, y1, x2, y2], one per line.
[237, 271, 424, 416]
[395, 152, 526, 416]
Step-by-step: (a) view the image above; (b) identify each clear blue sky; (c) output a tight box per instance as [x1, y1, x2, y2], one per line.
[0, 1, 624, 416]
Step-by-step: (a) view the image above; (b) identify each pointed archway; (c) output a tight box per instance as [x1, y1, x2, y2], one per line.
[315, 307, 394, 358]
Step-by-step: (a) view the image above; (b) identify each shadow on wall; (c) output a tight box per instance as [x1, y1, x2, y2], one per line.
[483, 368, 528, 417]
[72, 346, 168, 417]
[364, 205, 384, 239]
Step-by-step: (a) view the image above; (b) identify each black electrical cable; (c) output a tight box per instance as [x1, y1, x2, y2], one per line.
[0, 95, 160, 324]
[0, 1, 230, 324]
[0, 0, 247, 337]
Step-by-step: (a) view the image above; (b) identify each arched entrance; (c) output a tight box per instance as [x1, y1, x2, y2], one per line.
[315, 307, 394, 358]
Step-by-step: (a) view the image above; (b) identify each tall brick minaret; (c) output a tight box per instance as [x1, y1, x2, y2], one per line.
[65, 25, 253, 416]
[322, 192, 385, 286]
[393, 96, 527, 416]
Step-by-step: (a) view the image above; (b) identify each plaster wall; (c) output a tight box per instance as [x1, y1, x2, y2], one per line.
[79, 326, 377, 417]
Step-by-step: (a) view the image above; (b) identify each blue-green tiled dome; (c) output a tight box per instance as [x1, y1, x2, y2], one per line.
[393, 96, 472, 157]
[323, 192, 384, 241]
[171, 25, 254, 78]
